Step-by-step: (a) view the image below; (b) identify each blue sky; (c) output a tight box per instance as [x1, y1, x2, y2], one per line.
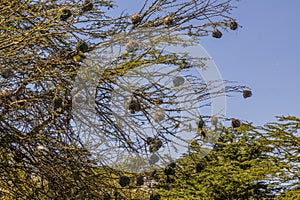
[113, 0, 300, 125]
[200, 0, 300, 125]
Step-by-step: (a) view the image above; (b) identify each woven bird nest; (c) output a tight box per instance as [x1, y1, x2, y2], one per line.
[59, 8, 72, 21]
[232, 118, 241, 128]
[172, 76, 185, 87]
[230, 20, 238, 30]
[164, 16, 174, 26]
[131, 13, 142, 25]
[82, 0, 93, 12]
[119, 176, 130, 187]
[243, 90, 252, 99]
[212, 28, 222, 39]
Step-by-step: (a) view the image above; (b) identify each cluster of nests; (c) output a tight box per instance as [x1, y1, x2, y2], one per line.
[125, 87, 247, 140]
[131, 13, 175, 27]
[58, 0, 91, 61]
[118, 161, 206, 185]
[157, 161, 206, 180]
[130, 13, 238, 38]
[212, 20, 239, 39]
[126, 75, 185, 114]
[117, 175, 161, 200]
[59, 0, 93, 21]
[196, 115, 243, 135]
[146, 137, 163, 165]
[115, 160, 207, 199]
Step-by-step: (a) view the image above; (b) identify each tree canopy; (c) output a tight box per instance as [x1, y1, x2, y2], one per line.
[0, 0, 299, 199]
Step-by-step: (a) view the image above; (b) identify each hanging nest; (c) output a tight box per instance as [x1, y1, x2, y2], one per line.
[232, 118, 241, 128]
[243, 90, 252, 99]
[164, 166, 175, 176]
[53, 97, 63, 110]
[154, 111, 165, 123]
[76, 41, 89, 53]
[127, 98, 141, 114]
[149, 137, 163, 152]
[149, 154, 159, 165]
[150, 192, 161, 200]
[212, 28, 222, 39]
[196, 116, 205, 129]
[1, 68, 13, 79]
[172, 76, 185, 87]
[119, 176, 130, 187]
[146, 137, 155, 145]
[229, 20, 238, 30]
[163, 16, 174, 27]
[59, 8, 72, 21]
[131, 13, 142, 25]
[136, 176, 144, 186]
[126, 40, 139, 52]
[82, 0, 93, 12]
[196, 162, 205, 173]
[211, 116, 218, 126]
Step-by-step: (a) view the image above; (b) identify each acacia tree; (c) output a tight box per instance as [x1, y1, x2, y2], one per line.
[137, 116, 299, 200]
[0, 0, 246, 199]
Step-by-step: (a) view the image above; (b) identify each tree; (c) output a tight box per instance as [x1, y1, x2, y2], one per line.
[0, 0, 251, 199]
[147, 116, 300, 199]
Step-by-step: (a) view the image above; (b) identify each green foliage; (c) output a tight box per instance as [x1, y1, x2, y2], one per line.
[276, 187, 300, 200]
[151, 117, 300, 199]
[2, 0, 299, 200]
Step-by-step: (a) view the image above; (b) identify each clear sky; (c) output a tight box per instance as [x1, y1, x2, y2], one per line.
[113, 0, 300, 125]
[200, 0, 300, 125]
